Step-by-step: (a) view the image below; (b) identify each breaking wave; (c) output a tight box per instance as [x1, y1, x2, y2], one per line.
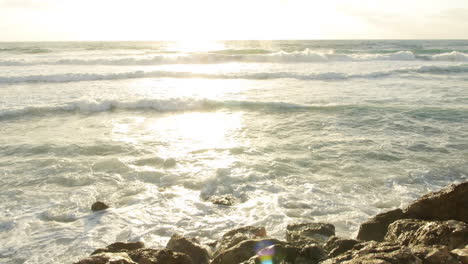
[1, 64, 467, 84]
[1, 50, 467, 66]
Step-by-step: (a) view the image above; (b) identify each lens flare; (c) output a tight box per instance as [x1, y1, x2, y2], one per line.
[255, 241, 276, 264]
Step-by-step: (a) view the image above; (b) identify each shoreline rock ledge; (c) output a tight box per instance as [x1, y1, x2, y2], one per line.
[74, 181, 468, 264]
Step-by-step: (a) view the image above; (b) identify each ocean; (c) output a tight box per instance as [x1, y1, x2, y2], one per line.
[0, 40, 467, 263]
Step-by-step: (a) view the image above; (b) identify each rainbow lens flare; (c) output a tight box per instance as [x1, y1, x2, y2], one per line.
[255, 241, 276, 264]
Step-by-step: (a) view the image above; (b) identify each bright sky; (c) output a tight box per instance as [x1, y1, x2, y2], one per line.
[1, 0, 467, 41]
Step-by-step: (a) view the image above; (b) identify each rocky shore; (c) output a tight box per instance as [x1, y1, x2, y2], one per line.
[75, 181, 468, 264]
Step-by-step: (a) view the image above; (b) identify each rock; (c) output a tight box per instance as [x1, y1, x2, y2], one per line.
[404, 181, 468, 223]
[91, 201, 110, 212]
[411, 245, 459, 264]
[322, 241, 422, 264]
[128, 248, 193, 264]
[357, 208, 405, 242]
[210, 195, 237, 206]
[74, 252, 136, 264]
[241, 243, 326, 264]
[451, 245, 468, 264]
[211, 238, 283, 264]
[324, 236, 360, 258]
[286, 222, 335, 244]
[385, 219, 468, 250]
[357, 181, 468, 242]
[166, 234, 210, 264]
[92, 242, 145, 255]
[213, 226, 267, 257]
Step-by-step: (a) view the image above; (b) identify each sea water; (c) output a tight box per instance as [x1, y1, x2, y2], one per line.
[0, 40, 467, 263]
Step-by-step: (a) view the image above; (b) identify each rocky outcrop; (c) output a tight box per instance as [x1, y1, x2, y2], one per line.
[74, 181, 467, 264]
[128, 249, 193, 264]
[166, 234, 209, 264]
[74, 252, 136, 264]
[286, 222, 335, 245]
[357, 181, 468, 242]
[357, 208, 405, 242]
[211, 238, 283, 264]
[404, 181, 468, 223]
[92, 242, 145, 255]
[91, 201, 110, 212]
[385, 219, 468, 250]
[241, 243, 326, 264]
[324, 236, 360, 258]
[213, 226, 267, 257]
[322, 242, 423, 264]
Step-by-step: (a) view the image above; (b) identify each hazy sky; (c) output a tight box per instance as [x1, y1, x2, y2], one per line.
[1, 0, 467, 41]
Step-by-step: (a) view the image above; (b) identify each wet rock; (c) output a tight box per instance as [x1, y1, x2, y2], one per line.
[128, 248, 193, 264]
[385, 219, 468, 250]
[404, 181, 468, 223]
[357, 208, 405, 242]
[214, 226, 267, 257]
[91, 201, 110, 212]
[166, 234, 209, 264]
[411, 245, 459, 264]
[74, 252, 136, 264]
[286, 222, 335, 244]
[92, 242, 145, 255]
[241, 243, 326, 264]
[210, 195, 237, 206]
[451, 245, 468, 264]
[211, 238, 283, 264]
[324, 236, 360, 258]
[322, 241, 422, 264]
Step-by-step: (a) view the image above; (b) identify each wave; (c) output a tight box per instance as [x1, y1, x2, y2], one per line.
[1, 50, 467, 66]
[1, 64, 467, 84]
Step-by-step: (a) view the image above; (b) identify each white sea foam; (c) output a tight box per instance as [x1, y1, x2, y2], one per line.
[1, 50, 467, 66]
[1, 64, 467, 84]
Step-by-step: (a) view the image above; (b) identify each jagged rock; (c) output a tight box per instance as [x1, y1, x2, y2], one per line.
[213, 226, 267, 257]
[411, 245, 459, 264]
[357, 181, 468, 242]
[211, 238, 283, 264]
[286, 222, 335, 244]
[128, 249, 193, 264]
[92, 242, 145, 255]
[210, 195, 237, 206]
[404, 181, 468, 223]
[91, 201, 110, 212]
[166, 234, 210, 264]
[324, 236, 360, 258]
[322, 241, 422, 264]
[241, 243, 326, 264]
[385, 219, 468, 250]
[357, 208, 405, 242]
[451, 245, 468, 264]
[74, 252, 136, 264]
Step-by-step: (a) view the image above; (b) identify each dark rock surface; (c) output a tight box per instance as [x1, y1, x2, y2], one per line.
[286, 222, 335, 244]
[324, 236, 360, 258]
[74, 252, 136, 264]
[451, 245, 468, 264]
[385, 219, 468, 250]
[166, 234, 209, 264]
[91, 201, 110, 212]
[411, 245, 459, 264]
[357, 181, 468, 242]
[241, 243, 326, 264]
[128, 249, 193, 264]
[92, 242, 145, 255]
[213, 226, 267, 257]
[357, 208, 405, 242]
[322, 241, 423, 264]
[404, 181, 468, 223]
[211, 238, 283, 264]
